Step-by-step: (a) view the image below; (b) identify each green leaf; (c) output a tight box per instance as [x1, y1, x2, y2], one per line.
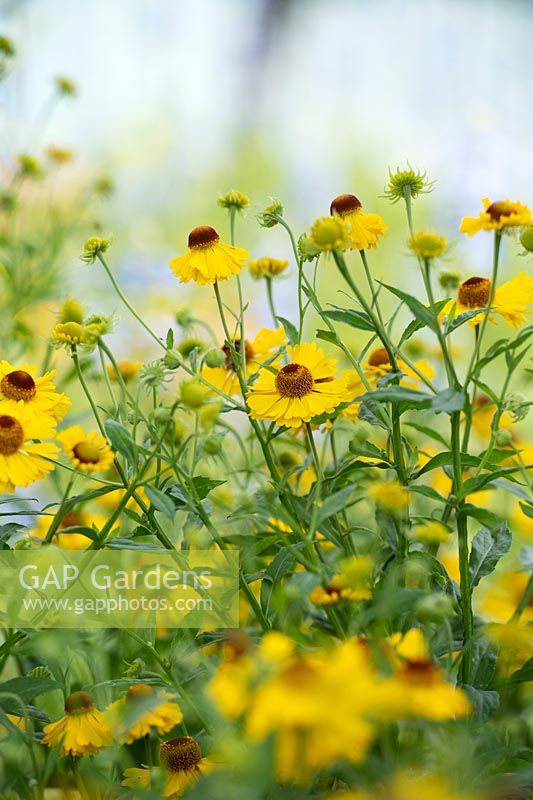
[191, 476, 226, 500]
[166, 328, 174, 349]
[445, 308, 486, 334]
[495, 657, 533, 689]
[464, 686, 499, 721]
[412, 450, 483, 479]
[316, 329, 341, 347]
[322, 307, 376, 332]
[144, 486, 177, 520]
[469, 522, 512, 588]
[404, 421, 449, 448]
[358, 398, 389, 430]
[519, 501, 533, 519]
[316, 487, 354, 525]
[275, 316, 298, 346]
[379, 283, 439, 333]
[471, 638, 498, 689]
[0, 676, 60, 713]
[104, 419, 136, 466]
[260, 547, 297, 613]
[430, 388, 465, 413]
[398, 299, 449, 344]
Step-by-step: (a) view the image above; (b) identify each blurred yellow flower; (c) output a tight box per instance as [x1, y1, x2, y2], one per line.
[42, 691, 111, 757]
[486, 621, 532, 676]
[0, 361, 71, 421]
[460, 197, 531, 235]
[170, 225, 247, 285]
[413, 520, 450, 544]
[363, 346, 435, 389]
[248, 256, 289, 279]
[30, 508, 111, 549]
[408, 230, 448, 259]
[107, 359, 141, 382]
[247, 342, 350, 428]
[479, 567, 532, 623]
[57, 425, 114, 473]
[106, 683, 183, 743]
[330, 193, 388, 250]
[368, 480, 409, 512]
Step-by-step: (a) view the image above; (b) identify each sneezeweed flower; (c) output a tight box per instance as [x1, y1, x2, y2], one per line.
[58, 298, 85, 325]
[330, 194, 388, 250]
[408, 230, 448, 259]
[439, 272, 533, 329]
[363, 346, 435, 389]
[54, 75, 77, 96]
[486, 621, 533, 676]
[247, 342, 351, 428]
[479, 567, 532, 623]
[83, 313, 114, 341]
[307, 215, 350, 253]
[0, 361, 71, 421]
[30, 509, 107, 550]
[384, 165, 434, 203]
[17, 153, 43, 178]
[81, 235, 112, 263]
[107, 359, 141, 382]
[202, 327, 286, 394]
[217, 189, 250, 212]
[105, 683, 183, 744]
[368, 480, 409, 512]
[248, 256, 289, 280]
[335, 772, 481, 800]
[42, 691, 111, 757]
[57, 425, 114, 473]
[520, 225, 533, 253]
[413, 520, 450, 544]
[0, 406, 58, 493]
[257, 197, 284, 228]
[310, 555, 373, 605]
[169, 226, 248, 285]
[459, 197, 532, 236]
[50, 321, 85, 348]
[46, 146, 74, 165]
[122, 736, 214, 797]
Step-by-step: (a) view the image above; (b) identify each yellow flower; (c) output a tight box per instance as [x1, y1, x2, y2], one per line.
[122, 736, 214, 797]
[368, 480, 409, 512]
[202, 326, 286, 394]
[330, 193, 388, 250]
[42, 691, 112, 757]
[311, 555, 374, 605]
[471, 394, 511, 441]
[413, 520, 450, 544]
[106, 683, 183, 744]
[107, 359, 141, 382]
[217, 189, 250, 211]
[349, 772, 480, 800]
[51, 321, 85, 346]
[363, 346, 435, 389]
[170, 226, 248, 285]
[308, 215, 351, 251]
[459, 197, 532, 235]
[0, 406, 58, 493]
[0, 713, 26, 738]
[408, 230, 448, 259]
[0, 361, 71, 421]
[385, 629, 471, 720]
[57, 425, 114, 473]
[439, 272, 533, 329]
[248, 256, 289, 279]
[247, 342, 350, 428]
[29, 509, 113, 549]
[486, 621, 533, 676]
[46, 146, 74, 164]
[479, 567, 532, 623]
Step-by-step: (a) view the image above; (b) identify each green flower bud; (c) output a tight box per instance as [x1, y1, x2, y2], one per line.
[180, 379, 209, 409]
[439, 270, 461, 292]
[163, 350, 182, 370]
[258, 198, 284, 228]
[177, 337, 206, 357]
[494, 428, 513, 447]
[415, 593, 455, 623]
[204, 348, 226, 368]
[217, 189, 250, 212]
[125, 658, 145, 678]
[81, 235, 112, 263]
[520, 225, 533, 253]
[203, 433, 224, 455]
[384, 165, 434, 204]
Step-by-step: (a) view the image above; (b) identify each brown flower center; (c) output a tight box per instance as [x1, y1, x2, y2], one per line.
[223, 339, 254, 371]
[160, 736, 202, 773]
[188, 226, 220, 249]
[368, 347, 391, 368]
[458, 276, 491, 308]
[0, 415, 24, 455]
[402, 659, 440, 687]
[127, 683, 155, 700]
[65, 691, 96, 714]
[486, 201, 514, 221]
[330, 193, 362, 217]
[275, 363, 314, 398]
[1, 370, 37, 402]
[73, 441, 101, 464]
[61, 512, 83, 529]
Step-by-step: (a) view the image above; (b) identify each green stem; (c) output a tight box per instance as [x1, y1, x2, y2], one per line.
[266, 277, 277, 326]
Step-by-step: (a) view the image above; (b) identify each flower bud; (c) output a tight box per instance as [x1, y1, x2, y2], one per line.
[59, 298, 85, 325]
[438, 270, 461, 292]
[177, 337, 206, 357]
[494, 428, 513, 447]
[384, 165, 434, 204]
[81, 235, 112, 263]
[415, 593, 455, 623]
[163, 350, 182, 370]
[204, 348, 226, 368]
[180, 379, 209, 409]
[125, 658, 145, 678]
[520, 225, 533, 253]
[258, 198, 284, 228]
[506, 393, 529, 423]
[54, 76, 77, 96]
[203, 433, 224, 455]
[217, 189, 250, 212]
[408, 231, 447, 259]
